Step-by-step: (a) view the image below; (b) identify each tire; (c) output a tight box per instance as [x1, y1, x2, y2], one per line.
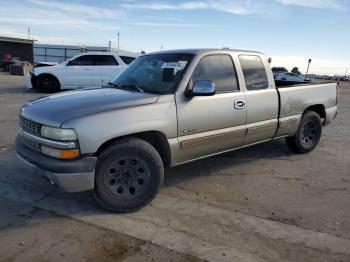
[285, 111, 322, 154]
[37, 74, 60, 93]
[93, 137, 164, 213]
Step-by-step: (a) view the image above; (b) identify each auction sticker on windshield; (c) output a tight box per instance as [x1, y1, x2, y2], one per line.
[161, 61, 188, 70]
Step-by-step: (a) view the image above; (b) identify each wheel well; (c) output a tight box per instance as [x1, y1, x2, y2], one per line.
[95, 131, 171, 168]
[304, 104, 326, 121]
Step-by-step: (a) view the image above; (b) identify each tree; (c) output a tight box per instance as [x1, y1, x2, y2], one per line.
[272, 67, 288, 72]
[291, 67, 301, 74]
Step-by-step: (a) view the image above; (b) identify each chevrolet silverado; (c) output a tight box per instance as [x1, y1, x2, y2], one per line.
[16, 49, 338, 212]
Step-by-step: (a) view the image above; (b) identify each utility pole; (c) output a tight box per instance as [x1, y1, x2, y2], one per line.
[161, 45, 163, 51]
[108, 41, 111, 52]
[27, 26, 30, 39]
[305, 58, 312, 79]
[117, 31, 120, 51]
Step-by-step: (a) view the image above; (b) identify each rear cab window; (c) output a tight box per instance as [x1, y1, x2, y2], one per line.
[239, 55, 269, 90]
[192, 54, 239, 93]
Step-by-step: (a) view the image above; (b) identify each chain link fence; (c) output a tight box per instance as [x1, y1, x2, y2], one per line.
[33, 44, 108, 63]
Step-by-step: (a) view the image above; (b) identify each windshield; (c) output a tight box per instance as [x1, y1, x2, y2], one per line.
[111, 54, 193, 94]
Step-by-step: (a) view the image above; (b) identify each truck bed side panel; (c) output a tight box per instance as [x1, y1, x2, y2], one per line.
[276, 83, 337, 137]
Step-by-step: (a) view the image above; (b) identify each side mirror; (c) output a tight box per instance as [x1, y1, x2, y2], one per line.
[188, 80, 215, 97]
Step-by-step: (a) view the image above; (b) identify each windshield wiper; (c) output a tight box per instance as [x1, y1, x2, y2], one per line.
[108, 82, 144, 93]
[107, 82, 120, 88]
[120, 84, 144, 93]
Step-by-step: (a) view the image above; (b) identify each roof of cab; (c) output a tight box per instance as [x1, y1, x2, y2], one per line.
[147, 48, 264, 56]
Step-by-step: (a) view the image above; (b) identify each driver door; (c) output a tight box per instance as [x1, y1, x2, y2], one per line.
[175, 54, 247, 163]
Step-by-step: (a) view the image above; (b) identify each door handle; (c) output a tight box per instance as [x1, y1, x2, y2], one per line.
[234, 100, 246, 109]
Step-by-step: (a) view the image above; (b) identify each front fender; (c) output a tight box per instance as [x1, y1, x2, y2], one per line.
[34, 66, 62, 86]
[61, 96, 178, 154]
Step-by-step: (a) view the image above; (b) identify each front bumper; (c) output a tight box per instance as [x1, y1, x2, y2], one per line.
[324, 106, 337, 126]
[16, 135, 97, 192]
[26, 72, 37, 90]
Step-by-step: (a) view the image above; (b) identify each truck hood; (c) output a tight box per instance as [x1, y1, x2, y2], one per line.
[20, 88, 159, 127]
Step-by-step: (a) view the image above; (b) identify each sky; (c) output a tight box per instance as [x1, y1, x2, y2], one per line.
[0, 0, 349, 75]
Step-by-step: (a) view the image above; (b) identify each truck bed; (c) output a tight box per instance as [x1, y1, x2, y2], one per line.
[275, 80, 335, 88]
[277, 82, 337, 118]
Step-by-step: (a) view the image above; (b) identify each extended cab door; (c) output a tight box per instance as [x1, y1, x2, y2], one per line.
[176, 54, 247, 163]
[238, 54, 279, 145]
[61, 54, 97, 88]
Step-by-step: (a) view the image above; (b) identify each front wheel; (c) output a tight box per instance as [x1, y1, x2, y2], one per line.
[93, 138, 164, 213]
[285, 111, 322, 154]
[36, 74, 60, 93]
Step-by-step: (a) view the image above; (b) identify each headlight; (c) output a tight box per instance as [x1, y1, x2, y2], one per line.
[41, 126, 77, 141]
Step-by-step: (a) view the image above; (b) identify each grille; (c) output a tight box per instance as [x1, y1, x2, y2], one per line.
[21, 136, 41, 152]
[20, 117, 41, 134]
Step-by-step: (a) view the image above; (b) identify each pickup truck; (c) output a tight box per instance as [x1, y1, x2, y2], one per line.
[16, 49, 338, 212]
[27, 52, 137, 93]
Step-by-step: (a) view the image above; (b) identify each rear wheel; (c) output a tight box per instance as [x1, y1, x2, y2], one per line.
[93, 137, 164, 213]
[37, 74, 60, 93]
[285, 111, 322, 153]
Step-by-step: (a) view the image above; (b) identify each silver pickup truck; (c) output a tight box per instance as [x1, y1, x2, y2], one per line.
[16, 49, 338, 212]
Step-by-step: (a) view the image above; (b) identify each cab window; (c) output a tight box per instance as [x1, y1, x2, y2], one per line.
[120, 56, 136, 65]
[69, 55, 95, 66]
[95, 55, 119, 66]
[239, 55, 269, 90]
[192, 55, 239, 93]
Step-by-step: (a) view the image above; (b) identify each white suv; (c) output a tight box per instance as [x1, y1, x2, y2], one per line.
[27, 52, 137, 92]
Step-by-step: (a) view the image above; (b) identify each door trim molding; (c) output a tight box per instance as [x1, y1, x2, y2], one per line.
[180, 128, 246, 150]
[246, 121, 277, 135]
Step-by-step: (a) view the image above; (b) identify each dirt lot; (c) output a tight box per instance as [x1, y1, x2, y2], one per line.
[0, 73, 349, 261]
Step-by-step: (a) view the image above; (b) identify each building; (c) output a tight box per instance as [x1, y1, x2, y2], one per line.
[34, 44, 140, 63]
[33, 44, 108, 63]
[0, 36, 36, 67]
[1, 36, 141, 67]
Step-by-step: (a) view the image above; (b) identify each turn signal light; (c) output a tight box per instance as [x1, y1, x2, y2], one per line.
[41, 146, 80, 159]
[60, 149, 80, 159]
